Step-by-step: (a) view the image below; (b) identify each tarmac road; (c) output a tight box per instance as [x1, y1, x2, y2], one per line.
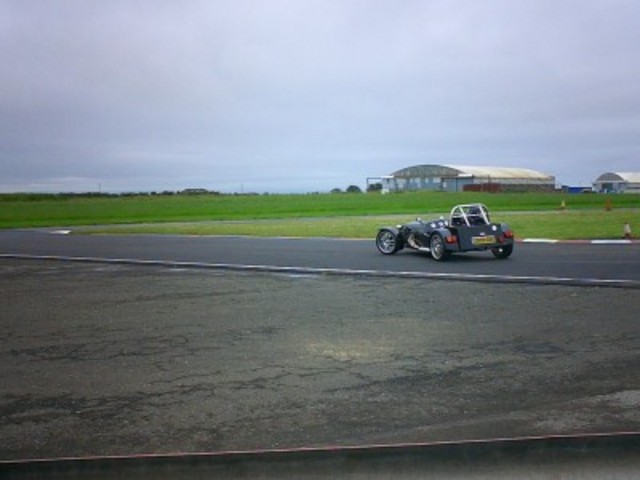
[0, 229, 639, 285]
[2, 257, 640, 462]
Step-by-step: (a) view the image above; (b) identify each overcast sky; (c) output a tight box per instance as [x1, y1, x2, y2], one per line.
[1, 0, 639, 193]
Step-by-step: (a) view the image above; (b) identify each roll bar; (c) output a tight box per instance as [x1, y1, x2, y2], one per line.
[450, 204, 491, 227]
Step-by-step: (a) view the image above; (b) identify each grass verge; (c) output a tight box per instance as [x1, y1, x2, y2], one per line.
[2, 191, 639, 228]
[76, 209, 640, 240]
[2, 192, 638, 239]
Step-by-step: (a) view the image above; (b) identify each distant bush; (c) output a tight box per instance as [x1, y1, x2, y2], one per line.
[0, 192, 118, 202]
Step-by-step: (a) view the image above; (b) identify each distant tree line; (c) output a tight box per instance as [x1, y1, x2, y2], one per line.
[330, 184, 385, 193]
[331, 185, 364, 194]
[1, 185, 390, 202]
[0, 190, 224, 202]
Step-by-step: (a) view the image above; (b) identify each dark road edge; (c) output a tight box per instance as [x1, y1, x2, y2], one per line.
[2, 432, 640, 479]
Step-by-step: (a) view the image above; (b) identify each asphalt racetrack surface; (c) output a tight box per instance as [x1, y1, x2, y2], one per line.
[1, 231, 640, 468]
[1, 229, 640, 286]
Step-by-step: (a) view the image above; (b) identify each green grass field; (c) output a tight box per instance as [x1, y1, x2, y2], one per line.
[1, 192, 639, 239]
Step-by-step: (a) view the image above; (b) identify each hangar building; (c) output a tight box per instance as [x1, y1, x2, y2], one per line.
[371, 164, 555, 193]
[592, 172, 640, 194]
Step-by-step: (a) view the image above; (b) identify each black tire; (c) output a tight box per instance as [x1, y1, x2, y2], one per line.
[430, 233, 451, 261]
[376, 229, 403, 255]
[491, 244, 513, 259]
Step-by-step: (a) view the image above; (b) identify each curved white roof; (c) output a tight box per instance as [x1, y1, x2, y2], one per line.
[390, 164, 554, 180]
[445, 165, 554, 180]
[594, 172, 640, 183]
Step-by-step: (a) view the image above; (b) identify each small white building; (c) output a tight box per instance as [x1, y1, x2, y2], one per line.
[593, 172, 640, 194]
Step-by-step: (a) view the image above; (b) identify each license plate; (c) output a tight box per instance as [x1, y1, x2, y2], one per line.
[472, 235, 496, 245]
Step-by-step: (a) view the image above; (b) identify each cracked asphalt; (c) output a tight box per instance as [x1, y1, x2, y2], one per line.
[2, 258, 640, 461]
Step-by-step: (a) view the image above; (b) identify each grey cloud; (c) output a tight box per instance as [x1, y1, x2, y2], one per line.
[1, 0, 639, 192]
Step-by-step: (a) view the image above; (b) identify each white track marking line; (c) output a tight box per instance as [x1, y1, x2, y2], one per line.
[1, 254, 639, 288]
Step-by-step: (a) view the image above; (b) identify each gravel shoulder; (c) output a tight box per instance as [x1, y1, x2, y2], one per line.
[2, 259, 640, 460]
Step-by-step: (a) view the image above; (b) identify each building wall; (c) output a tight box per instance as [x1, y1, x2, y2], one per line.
[594, 181, 640, 193]
[382, 175, 554, 193]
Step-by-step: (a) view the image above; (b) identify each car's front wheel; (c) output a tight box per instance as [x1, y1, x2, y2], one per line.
[491, 244, 513, 259]
[376, 229, 403, 255]
[430, 233, 451, 261]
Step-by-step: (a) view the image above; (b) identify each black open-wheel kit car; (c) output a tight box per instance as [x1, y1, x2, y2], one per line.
[375, 203, 514, 261]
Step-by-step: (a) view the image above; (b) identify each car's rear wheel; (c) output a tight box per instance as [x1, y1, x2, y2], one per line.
[491, 244, 513, 259]
[430, 233, 451, 261]
[376, 229, 402, 255]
